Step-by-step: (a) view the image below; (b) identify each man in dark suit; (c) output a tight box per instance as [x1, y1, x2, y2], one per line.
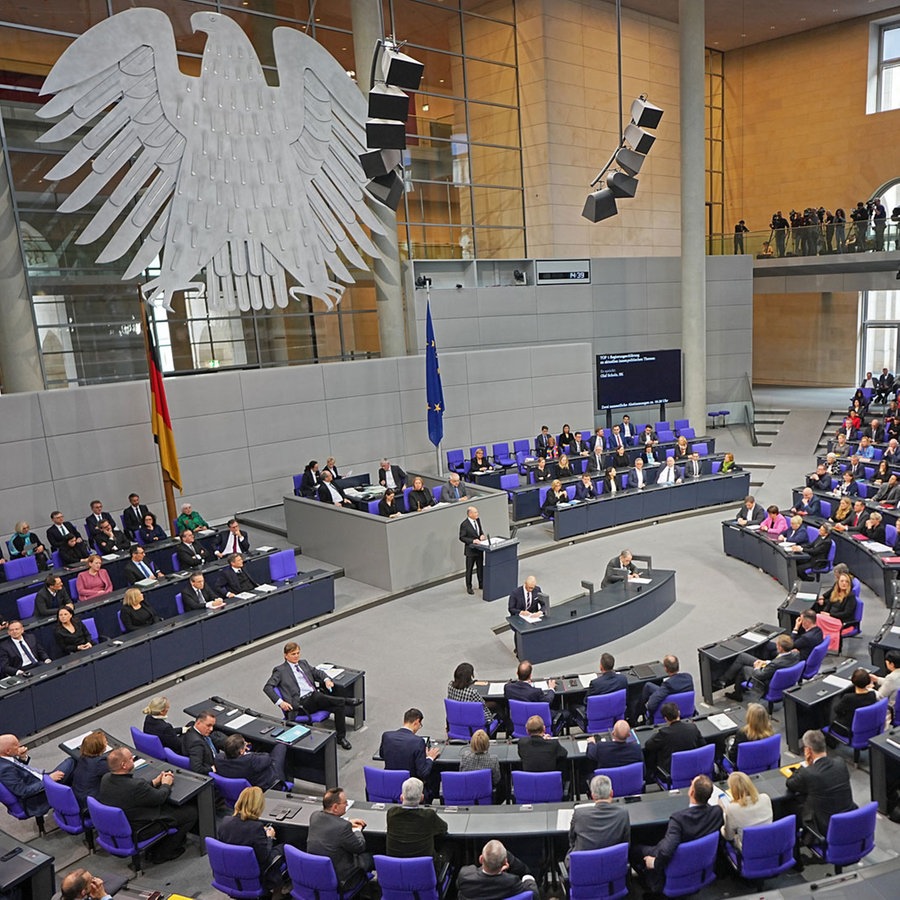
[608, 425, 626, 451]
[567, 774, 629, 863]
[586, 720, 643, 769]
[798, 524, 834, 581]
[620, 415, 636, 445]
[641, 655, 693, 721]
[503, 661, 556, 703]
[307, 787, 373, 891]
[684, 452, 706, 479]
[792, 487, 821, 518]
[601, 550, 638, 588]
[174, 529, 210, 569]
[841, 499, 870, 532]
[807, 464, 832, 493]
[182, 572, 224, 610]
[627, 458, 654, 489]
[860, 510, 887, 544]
[299, 461, 320, 498]
[92, 519, 130, 554]
[789, 610, 824, 661]
[517, 715, 567, 772]
[572, 434, 590, 455]
[99, 746, 196, 862]
[378, 458, 408, 492]
[379, 708, 441, 798]
[440, 473, 470, 504]
[122, 493, 151, 537]
[457, 840, 539, 900]
[263, 642, 354, 749]
[123, 545, 164, 585]
[459, 506, 486, 595]
[586, 446, 606, 474]
[507, 576, 547, 616]
[574, 472, 599, 501]
[630, 775, 723, 893]
[587, 653, 628, 696]
[34, 574, 75, 618]
[317, 470, 352, 506]
[786, 729, 856, 840]
[535, 426, 551, 458]
[723, 634, 799, 702]
[216, 554, 258, 598]
[0, 621, 51, 676]
[214, 518, 251, 556]
[182, 711, 227, 775]
[85, 499, 116, 536]
[873, 475, 900, 504]
[866, 418, 885, 444]
[215, 734, 287, 790]
[0, 733, 75, 817]
[641, 703, 704, 776]
[46, 511, 83, 551]
[735, 495, 765, 525]
[875, 368, 895, 404]
[845, 455, 866, 481]
[589, 428, 606, 455]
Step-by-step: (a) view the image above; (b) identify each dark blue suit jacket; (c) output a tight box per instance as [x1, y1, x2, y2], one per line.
[0, 757, 50, 816]
[587, 671, 628, 696]
[645, 672, 694, 716]
[586, 738, 643, 769]
[378, 727, 432, 780]
[574, 481, 598, 501]
[503, 679, 555, 704]
[653, 804, 724, 870]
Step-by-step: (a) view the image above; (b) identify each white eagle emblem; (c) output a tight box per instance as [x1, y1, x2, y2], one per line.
[37, 8, 385, 311]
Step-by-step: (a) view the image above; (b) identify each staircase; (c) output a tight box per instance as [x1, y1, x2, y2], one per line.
[752, 406, 790, 447]
[815, 410, 846, 455]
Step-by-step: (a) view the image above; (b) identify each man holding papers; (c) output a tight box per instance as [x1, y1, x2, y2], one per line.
[600, 550, 639, 588]
[508, 576, 547, 616]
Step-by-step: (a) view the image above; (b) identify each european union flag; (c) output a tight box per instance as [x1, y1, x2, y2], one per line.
[425, 299, 444, 447]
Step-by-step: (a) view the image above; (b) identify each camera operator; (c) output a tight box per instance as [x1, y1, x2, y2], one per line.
[850, 201, 870, 252]
[873, 197, 887, 251]
[770, 210, 789, 258]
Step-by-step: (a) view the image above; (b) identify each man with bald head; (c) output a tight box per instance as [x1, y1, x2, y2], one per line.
[586, 720, 643, 769]
[456, 839, 539, 899]
[459, 506, 486, 595]
[98, 746, 196, 862]
[508, 576, 546, 616]
[441, 472, 469, 503]
[60, 869, 112, 900]
[0, 733, 74, 816]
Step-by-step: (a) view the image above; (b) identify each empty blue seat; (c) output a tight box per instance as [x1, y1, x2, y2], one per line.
[492, 442, 515, 467]
[269, 548, 298, 581]
[511, 770, 563, 803]
[593, 762, 644, 797]
[364, 766, 407, 803]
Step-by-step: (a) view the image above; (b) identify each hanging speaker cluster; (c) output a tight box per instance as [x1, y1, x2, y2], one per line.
[361, 41, 424, 212]
[582, 96, 664, 223]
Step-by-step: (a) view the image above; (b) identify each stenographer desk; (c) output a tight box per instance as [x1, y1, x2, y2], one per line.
[868, 729, 900, 815]
[284, 475, 510, 593]
[0, 563, 335, 736]
[697, 621, 784, 704]
[60, 731, 216, 847]
[184, 696, 341, 787]
[721, 523, 804, 589]
[781, 657, 875, 753]
[506, 571, 676, 664]
[552, 472, 749, 540]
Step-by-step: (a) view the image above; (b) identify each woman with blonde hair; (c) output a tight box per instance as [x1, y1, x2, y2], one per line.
[458, 728, 501, 787]
[815, 571, 856, 624]
[141, 696, 184, 753]
[727, 703, 775, 765]
[721, 771, 773, 850]
[120, 588, 161, 632]
[218, 786, 285, 893]
[541, 479, 569, 518]
[75, 554, 113, 601]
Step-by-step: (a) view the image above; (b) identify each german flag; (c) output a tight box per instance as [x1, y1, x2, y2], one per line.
[141, 303, 182, 491]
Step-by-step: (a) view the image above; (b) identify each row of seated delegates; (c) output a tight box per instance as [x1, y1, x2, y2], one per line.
[377, 476, 440, 518]
[297, 458, 342, 498]
[859, 366, 897, 405]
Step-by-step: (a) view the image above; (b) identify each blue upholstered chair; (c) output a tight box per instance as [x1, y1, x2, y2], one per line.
[285, 845, 368, 900]
[567, 843, 629, 899]
[511, 770, 563, 803]
[440, 769, 493, 805]
[130, 726, 166, 760]
[807, 802, 878, 874]
[651, 690, 695, 725]
[723, 815, 796, 884]
[655, 744, 714, 790]
[823, 697, 889, 763]
[661, 830, 718, 897]
[593, 762, 644, 797]
[205, 836, 268, 898]
[373, 855, 450, 900]
[364, 766, 407, 803]
[42, 775, 93, 850]
[721, 733, 781, 776]
[444, 699, 498, 740]
[88, 796, 175, 872]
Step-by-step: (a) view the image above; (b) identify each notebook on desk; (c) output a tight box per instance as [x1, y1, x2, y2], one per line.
[632, 663, 667, 680]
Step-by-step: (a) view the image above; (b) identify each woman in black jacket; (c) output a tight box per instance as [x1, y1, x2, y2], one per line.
[121, 588, 161, 632]
[141, 696, 184, 754]
[218, 787, 284, 891]
[53, 606, 93, 655]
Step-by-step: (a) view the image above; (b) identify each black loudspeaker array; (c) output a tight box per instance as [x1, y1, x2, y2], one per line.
[361, 43, 424, 212]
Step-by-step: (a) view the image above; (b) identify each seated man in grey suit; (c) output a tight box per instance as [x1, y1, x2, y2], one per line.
[440, 473, 470, 503]
[566, 774, 630, 866]
[307, 787, 373, 893]
[600, 549, 638, 588]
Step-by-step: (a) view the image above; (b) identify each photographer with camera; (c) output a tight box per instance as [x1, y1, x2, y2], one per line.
[873, 197, 887, 251]
[850, 201, 870, 252]
[770, 210, 789, 257]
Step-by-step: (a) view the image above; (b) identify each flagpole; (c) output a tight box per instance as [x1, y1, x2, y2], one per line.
[138, 290, 179, 531]
[426, 280, 444, 477]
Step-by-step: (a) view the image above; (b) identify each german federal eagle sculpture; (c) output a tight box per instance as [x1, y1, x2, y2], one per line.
[37, 8, 384, 311]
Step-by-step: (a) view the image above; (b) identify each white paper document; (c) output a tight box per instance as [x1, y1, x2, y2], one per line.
[556, 809, 574, 831]
[708, 714, 736, 731]
[579, 673, 594, 688]
[744, 524, 761, 531]
[254, 583, 278, 593]
[741, 631, 768, 643]
[630, 576, 652, 584]
[822, 675, 852, 689]
[228, 714, 257, 729]
[236, 591, 256, 600]
[255, 545, 276, 553]
[863, 541, 893, 553]
[576, 740, 589, 753]
[519, 611, 544, 623]
[533, 680, 550, 691]
[891, 626, 900, 635]
[796, 592, 818, 601]
[317, 665, 345, 678]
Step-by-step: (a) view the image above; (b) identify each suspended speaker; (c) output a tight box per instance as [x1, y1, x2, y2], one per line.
[630, 97, 664, 129]
[582, 189, 618, 223]
[359, 148, 403, 179]
[382, 48, 424, 91]
[367, 170, 404, 211]
[368, 83, 410, 122]
[614, 146, 645, 176]
[365, 118, 407, 150]
[624, 123, 656, 155]
[607, 171, 638, 199]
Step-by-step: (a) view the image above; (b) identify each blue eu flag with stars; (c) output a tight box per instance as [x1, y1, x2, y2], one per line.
[426, 299, 444, 447]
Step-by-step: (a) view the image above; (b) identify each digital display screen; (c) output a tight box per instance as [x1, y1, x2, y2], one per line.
[596, 350, 682, 409]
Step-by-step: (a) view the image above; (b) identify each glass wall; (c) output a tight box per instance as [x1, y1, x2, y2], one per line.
[0, 0, 521, 387]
